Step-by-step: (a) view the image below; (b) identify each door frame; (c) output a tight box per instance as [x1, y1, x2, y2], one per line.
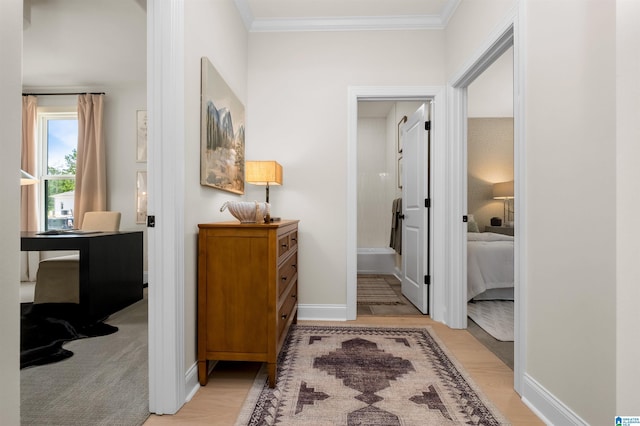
[147, 0, 186, 414]
[346, 86, 446, 322]
[446, 8, 526, 394]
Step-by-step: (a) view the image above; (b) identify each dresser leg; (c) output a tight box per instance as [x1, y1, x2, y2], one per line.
[268, 362, 277, 388]
[198, 360, 209, 386]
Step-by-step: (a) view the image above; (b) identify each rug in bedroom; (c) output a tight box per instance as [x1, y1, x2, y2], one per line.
[20, 302, 118, 369]
[467, 301, 514, 342]
[235, 325, 508, 425]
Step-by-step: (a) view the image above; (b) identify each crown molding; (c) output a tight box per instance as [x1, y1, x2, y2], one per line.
[234, 0, 461, 32]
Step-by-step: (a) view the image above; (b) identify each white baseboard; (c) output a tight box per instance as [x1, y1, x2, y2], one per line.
[184, 362, 200, 403]
[298, 304, 347, 321]
[521, 373, 588, 426]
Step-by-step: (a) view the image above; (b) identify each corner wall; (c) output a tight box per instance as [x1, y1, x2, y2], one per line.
[616, 0, 640, 414]
[524, 1, 616, 423]
[183, 0, 249, 370]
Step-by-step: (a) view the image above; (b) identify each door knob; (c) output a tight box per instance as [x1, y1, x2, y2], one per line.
[398, 214, 405, 220]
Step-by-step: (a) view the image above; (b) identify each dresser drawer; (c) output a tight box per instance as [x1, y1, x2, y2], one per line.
[278, 228, 298, 260]
[277, 251, 298, 298]
[278, 280, 297, 339]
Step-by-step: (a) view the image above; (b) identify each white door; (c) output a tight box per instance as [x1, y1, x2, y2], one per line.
[400, 103, 431, 314]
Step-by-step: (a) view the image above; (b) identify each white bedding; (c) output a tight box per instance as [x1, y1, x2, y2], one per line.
[467, 232, 514, 301]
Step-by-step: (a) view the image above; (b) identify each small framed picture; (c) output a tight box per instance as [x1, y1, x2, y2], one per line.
[136, 171, 147, 224]
[136, 110, 147, 162]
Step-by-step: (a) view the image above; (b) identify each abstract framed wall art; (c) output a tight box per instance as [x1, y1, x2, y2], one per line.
[200, 57, 245, 194]
[136, 110, 147, 162]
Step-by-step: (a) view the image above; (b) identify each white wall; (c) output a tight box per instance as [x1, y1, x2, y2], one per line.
[0, 0, 22, 422]
[183, 0, 249, 370]
[247, 30, 445, 305]
[524, 1, 616, 424]
[357, 118, 390, 248]
[445, 0, 516, 78]
[616, 0, 640, 413]
[467, 118, 513, 230]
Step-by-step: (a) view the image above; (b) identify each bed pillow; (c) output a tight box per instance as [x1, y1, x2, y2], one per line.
[467, 214, 479, 232]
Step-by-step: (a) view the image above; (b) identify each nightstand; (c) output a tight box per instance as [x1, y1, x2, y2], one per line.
[485, 226, 514, 236]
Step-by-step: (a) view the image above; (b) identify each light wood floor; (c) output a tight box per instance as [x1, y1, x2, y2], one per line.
[144, 316, 543, 425]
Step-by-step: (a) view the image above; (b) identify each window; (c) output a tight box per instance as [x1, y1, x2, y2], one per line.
[38, 109, 78, 230]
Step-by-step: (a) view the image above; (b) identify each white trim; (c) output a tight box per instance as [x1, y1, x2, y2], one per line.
[147, 0, 186, 414]
[233, 0, 461, 32]
[513, 0, 527, 396]
[250, 15, 445, 32]
[232, 0, 253, 31]
[184, 363, 200, 403]
[521, 374, 589, 426]
[298, 304, 348, 321]
[446, 4, 526, 396]
[347, 86, 446, 323]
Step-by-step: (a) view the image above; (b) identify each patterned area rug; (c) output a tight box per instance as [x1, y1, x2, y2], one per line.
[467, 301, 514, 342]
[357, 276, 403, 305]
[236, 325, 508, 425]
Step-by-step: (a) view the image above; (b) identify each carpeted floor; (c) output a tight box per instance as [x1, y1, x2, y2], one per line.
[236, 325, 508, 425]
[467, 301, 514, 341]
[21, 295, 149, 426]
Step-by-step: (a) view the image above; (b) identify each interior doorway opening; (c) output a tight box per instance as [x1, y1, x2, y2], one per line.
[347, 86, 447, 322]
[465, 46, 515, 370]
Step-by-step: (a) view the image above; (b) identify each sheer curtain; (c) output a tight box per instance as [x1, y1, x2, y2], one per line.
[21, 95, 38, 281]
[74, 94, 106, 228]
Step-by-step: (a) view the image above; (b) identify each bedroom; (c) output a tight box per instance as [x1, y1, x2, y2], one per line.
[465, 46, 514, 367]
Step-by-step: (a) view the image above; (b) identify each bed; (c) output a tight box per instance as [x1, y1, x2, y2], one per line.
[467, 231, 514, 301]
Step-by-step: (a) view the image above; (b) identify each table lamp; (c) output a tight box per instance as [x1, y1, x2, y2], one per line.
[245, 161, 283, 222]
[492, 180, 514, 226]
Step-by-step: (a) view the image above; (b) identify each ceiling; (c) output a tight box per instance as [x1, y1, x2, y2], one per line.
[22, 0, 146, 90]
[235, 0, 461, 31]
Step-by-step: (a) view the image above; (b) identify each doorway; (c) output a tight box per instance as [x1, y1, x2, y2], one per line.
[346, 86, 447, 322]
[465, 46, 515, 370]
[356, 100, 424, 316]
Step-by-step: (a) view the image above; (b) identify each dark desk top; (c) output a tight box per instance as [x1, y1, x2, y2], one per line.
[20, 230, 142, 250]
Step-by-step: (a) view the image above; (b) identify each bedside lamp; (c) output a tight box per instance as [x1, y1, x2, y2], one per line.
[20, 169, 38, 186]
[492, 180, 514, 225]
[246, 161, 283, 221]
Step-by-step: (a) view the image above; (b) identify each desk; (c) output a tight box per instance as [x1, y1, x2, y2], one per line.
[21, 231, 143, 319]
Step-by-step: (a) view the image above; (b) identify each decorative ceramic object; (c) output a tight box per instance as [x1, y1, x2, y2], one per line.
[220, 201, 270, 223]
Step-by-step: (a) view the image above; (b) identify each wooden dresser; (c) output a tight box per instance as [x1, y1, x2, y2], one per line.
[197, 219, 299, 388]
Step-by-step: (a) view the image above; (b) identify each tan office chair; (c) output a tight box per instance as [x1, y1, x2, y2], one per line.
[34, 211, 121, 304]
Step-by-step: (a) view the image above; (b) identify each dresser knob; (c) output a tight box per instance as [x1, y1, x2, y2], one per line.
[292, 264, 297, 270]
[281, 314, 287, 320]
[281, 244, 288, 249]
[291, 237, 297, 242]
[281, 276, 287, 281]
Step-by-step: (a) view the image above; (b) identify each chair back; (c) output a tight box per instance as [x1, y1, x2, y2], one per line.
[81, 211, 121, 231]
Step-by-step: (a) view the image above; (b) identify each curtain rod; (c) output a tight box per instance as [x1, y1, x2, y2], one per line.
[22, 92, 106, 96]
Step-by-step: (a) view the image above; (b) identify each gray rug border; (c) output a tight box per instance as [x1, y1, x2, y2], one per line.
[234, 324, 510, 425]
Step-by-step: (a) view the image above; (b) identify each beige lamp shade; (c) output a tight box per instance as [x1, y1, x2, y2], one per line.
[20, 169, 38, 186]
[492, 180, 514, 199]
[245, 161, 283, 186]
